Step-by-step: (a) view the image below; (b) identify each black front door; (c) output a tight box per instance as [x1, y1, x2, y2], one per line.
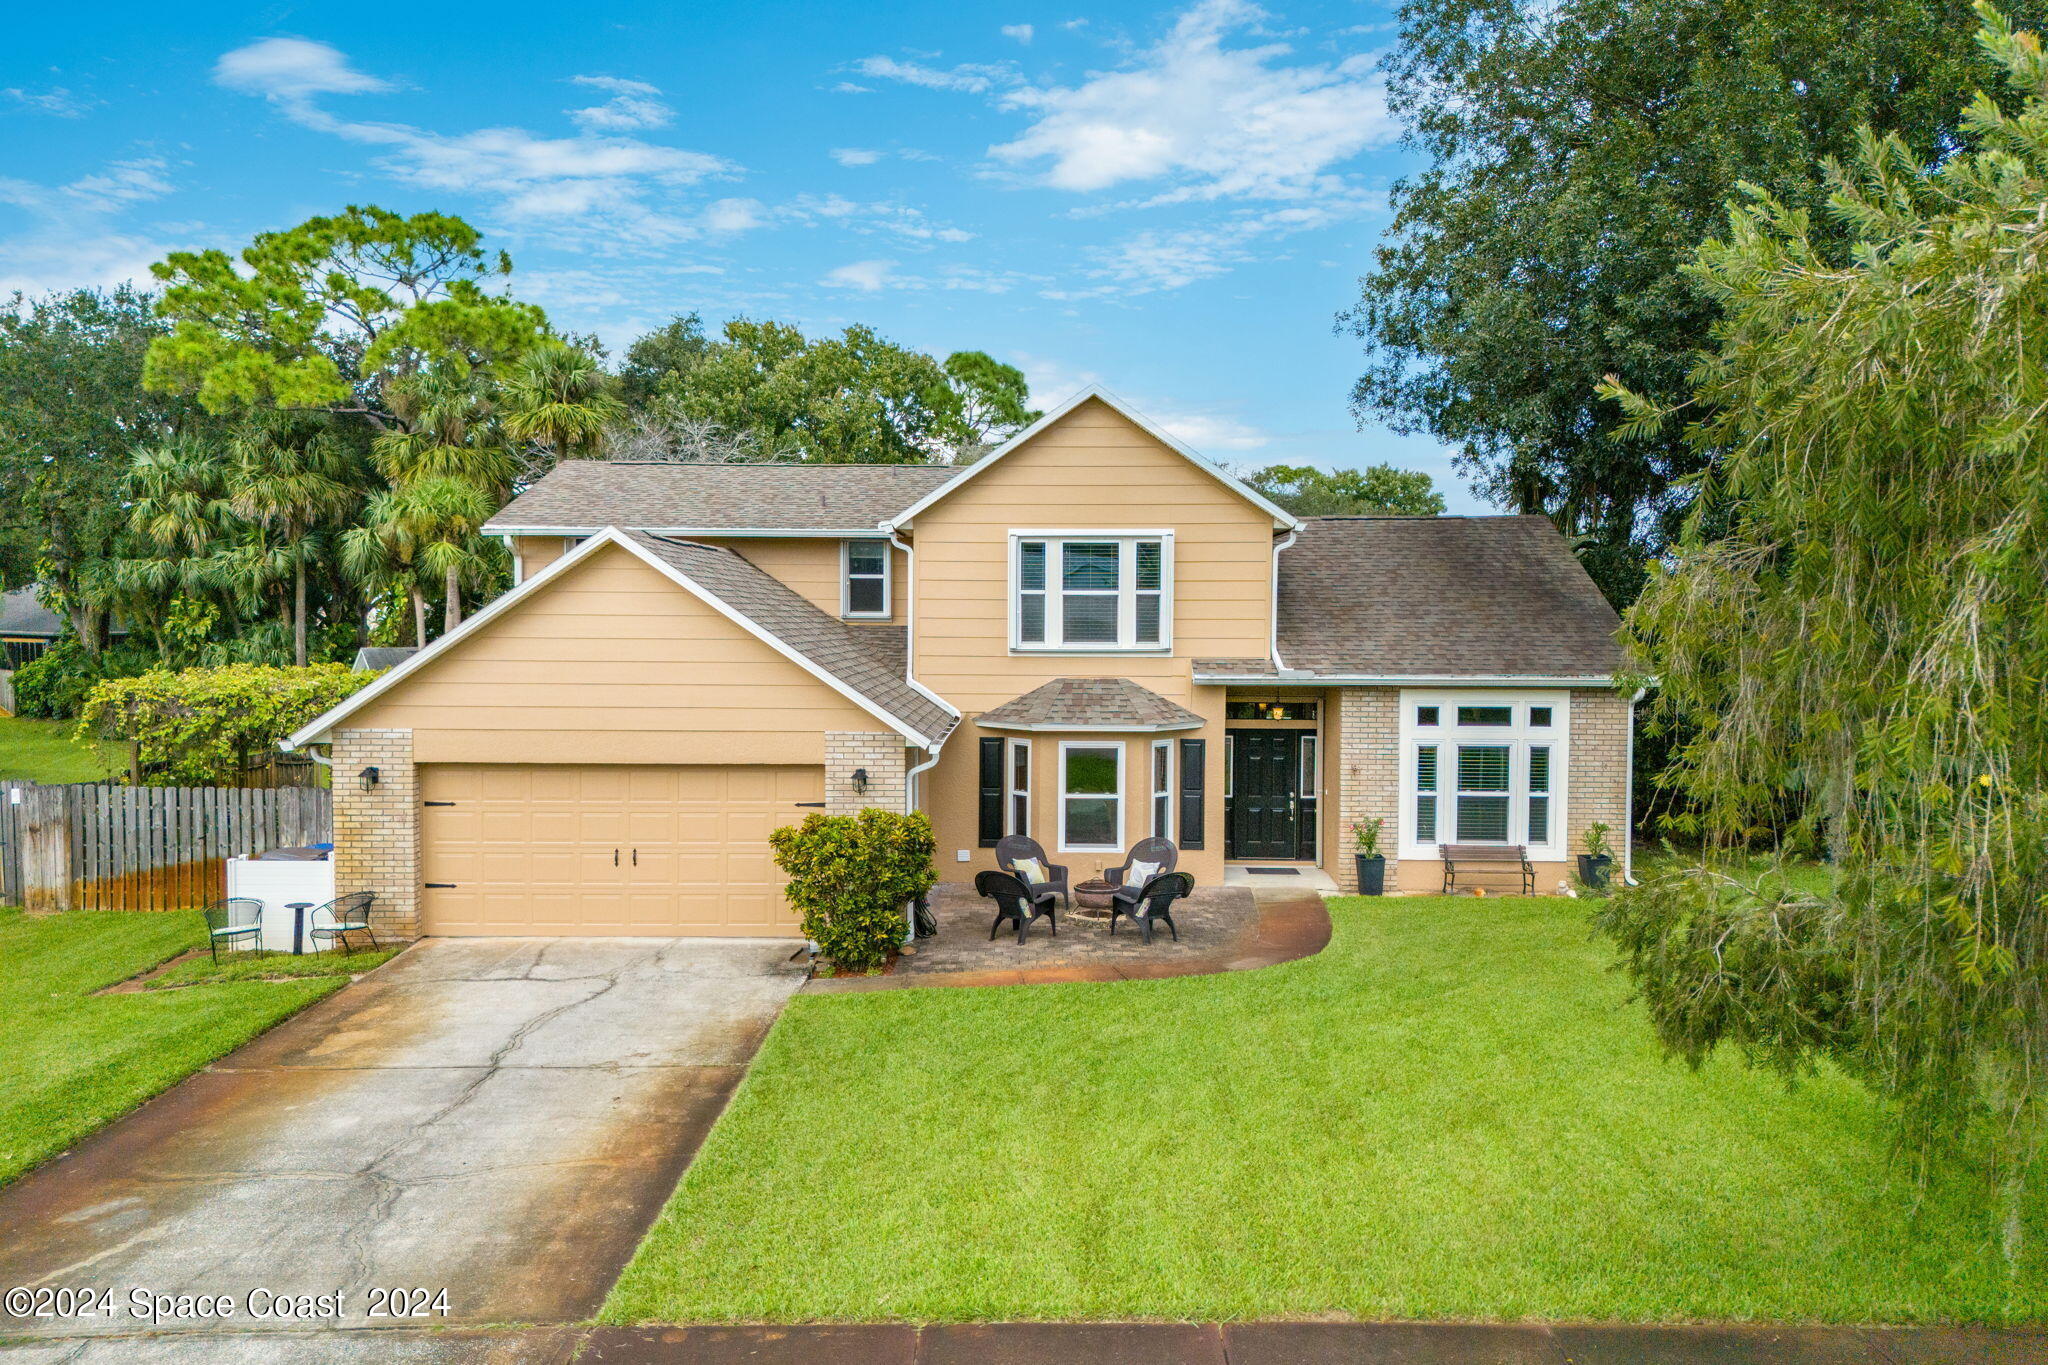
[1229, 730, 1301, 860]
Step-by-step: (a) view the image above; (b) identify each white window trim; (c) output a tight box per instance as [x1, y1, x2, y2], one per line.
[1150, 738, 1174, 840]
[1058, 740, 1125, 853]
[1008, 529, 1173, 653]
[1007, 737, 1032, 837]
[1399, 690, 1568, 861]
[841, 538, 891, 620]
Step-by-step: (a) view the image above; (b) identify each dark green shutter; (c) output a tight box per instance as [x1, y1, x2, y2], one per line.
[978, 737, 1004, 846]
[1178, 738, 1206, 850]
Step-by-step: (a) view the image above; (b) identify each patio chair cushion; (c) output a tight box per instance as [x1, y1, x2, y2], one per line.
[1011, 856, 1047, 885]
[211, 924, 259, 937]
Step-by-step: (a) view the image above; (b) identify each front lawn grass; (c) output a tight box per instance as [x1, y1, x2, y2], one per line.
[0, 715, 123, 784]
[0, 907, 348, 1186]
[606, 893, 2046, 1325]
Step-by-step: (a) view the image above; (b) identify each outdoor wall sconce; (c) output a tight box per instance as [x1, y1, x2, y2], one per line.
[851, 768, 869, 794]
[360, 766, 380, 791]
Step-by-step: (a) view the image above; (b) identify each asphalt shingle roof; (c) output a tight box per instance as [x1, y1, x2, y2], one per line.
[626, 532, 956, 744]
[976, 677, 1206, 732]
[1267, 516, 1623, 679]
[0, 588, 62, 638]
[487, 461, 963, 534]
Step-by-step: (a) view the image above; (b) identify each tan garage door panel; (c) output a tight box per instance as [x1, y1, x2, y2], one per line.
[420, 764, 822, 936]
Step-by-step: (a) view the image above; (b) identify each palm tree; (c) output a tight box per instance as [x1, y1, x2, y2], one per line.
[342, 491, 431, 647]
[501, 343, 624, 474]
[226, 414, 360, 665]
[346, 476, 496, 635]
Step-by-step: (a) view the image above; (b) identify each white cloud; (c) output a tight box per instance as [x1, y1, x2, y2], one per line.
[0, 158, 177, 297]
[831, 147, 883, 167]
[851, 55, 1008, 93]
[702, 197, 764, 233]
[1150, 409, 1268, 450]
[823, 258, 895, 291]
[1002, 24, 1035, 43]
[832, 81, 874, 94]
[1009, 355, 1268, 452]
[212, 36, 390, 100]
[213, 38, 733, 247]
[989, 0, 1395, 200]
[4, 87, 95, 118]
[567, 75, 673, 132]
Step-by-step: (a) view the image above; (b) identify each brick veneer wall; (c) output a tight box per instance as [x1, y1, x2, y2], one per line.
[1567, 688, 1632, 866]
[825, 732, 909, 814]
[1334, 688, 1401, 892]
[331, 728, 419, 938]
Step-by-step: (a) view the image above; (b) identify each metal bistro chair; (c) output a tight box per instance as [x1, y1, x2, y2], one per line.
[306, 891, 379, 955]
[1108, 871, 1192, 945]
[995, 834, 1071, 909]
[203, 898, 265, 962]
[974, 869, 1058, 945]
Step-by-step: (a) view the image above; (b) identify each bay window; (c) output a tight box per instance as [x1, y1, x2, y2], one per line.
[1402, 693, 1566, 857]
[1060, 742, 1124, 851]
[1150, 739, 1174, 838]
[1012, 533, 1170, 650]
[1008, 739, 1032, 836]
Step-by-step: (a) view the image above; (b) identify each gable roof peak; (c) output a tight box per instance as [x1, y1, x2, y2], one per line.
[887, 383, 1301, 531]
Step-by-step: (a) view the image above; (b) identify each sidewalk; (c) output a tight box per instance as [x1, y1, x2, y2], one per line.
[7, 1320, 2042, 1363]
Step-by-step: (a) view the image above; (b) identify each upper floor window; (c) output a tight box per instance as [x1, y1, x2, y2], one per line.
[1012, 533, 1170, 651]
[842, 539, 890, 619]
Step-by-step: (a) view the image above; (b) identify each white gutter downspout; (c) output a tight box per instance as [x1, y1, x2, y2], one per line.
[278, 737, 332, 769]
[885, 527, 961, 721]
[1269, 529, 1297, 673]
[903, 742, 944, 943]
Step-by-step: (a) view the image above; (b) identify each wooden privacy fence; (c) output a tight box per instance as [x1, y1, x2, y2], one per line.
[0, 781, 331, 912]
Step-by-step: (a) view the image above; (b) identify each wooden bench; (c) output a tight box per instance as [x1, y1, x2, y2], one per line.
[1440, 844, 1535, 895]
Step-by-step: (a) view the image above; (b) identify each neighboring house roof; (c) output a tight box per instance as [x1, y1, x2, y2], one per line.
[888, 386, 1300, 532]
[484, 461, 964, 535]
[1203, 516, 1621, 683]
[0, 588, 63, 639]
[351, 646, 418, 672]
[976, 677, 1206, 733]
[625, 532, 956, 745]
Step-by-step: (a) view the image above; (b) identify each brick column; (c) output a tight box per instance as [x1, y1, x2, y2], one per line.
[1335, 688, 1401, 892]
[1567, 688, 1632, 866]
[331, 728, 419, 938]
[824, 732, 909, 814]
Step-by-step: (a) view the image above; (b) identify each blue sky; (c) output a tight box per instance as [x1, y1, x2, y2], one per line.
[0, 0, 1486, 509]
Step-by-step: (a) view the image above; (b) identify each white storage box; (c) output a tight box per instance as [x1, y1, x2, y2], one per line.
[225, 851, 337, 954]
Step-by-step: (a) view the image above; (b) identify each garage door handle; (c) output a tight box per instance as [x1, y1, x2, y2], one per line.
[794, 801, 825, 808]
[425, 883, 455, 889]
[613, 848, 619, 866]
[631, 848, 638, 866]
[424, 801, 455, 807]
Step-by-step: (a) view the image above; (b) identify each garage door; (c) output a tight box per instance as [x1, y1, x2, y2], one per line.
[418, 764, 823, 936]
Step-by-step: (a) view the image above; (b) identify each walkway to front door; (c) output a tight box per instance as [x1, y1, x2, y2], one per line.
[0, 938, 808, 1339]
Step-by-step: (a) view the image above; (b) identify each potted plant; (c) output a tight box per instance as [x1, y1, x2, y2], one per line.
[1351, 818, 1386, 895]
[1577, 822, 1614, 890]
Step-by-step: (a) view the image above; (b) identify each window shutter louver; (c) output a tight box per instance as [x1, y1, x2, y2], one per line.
[1178, 738, 1206, 850]
[978, 737, 1004, 847]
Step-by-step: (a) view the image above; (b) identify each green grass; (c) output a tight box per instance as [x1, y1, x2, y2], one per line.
[143, 945, 400, 989]
[0, 715, 123, 784]
[606, 894, 2046, 1325]
[0, 907, 349, 1186]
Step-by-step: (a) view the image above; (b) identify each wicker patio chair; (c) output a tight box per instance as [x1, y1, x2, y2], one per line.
[974, 869, 1058, 945]
[995, 834, 1071, 909]
[1104, 837, 1179, 910]
[1108, 870, 1192, 944]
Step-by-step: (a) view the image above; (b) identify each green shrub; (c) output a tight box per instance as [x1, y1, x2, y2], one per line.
[11, 639, 151, 719]
[769, 809, 937, 973]
[78, 664, 373, 785]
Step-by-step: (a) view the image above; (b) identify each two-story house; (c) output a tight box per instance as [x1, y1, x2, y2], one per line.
[290, 387, 1630, 938]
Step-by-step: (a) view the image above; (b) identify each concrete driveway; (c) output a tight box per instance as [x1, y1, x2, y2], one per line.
[0, 937, 807, 1343]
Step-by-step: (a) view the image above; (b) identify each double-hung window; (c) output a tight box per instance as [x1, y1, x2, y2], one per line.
[1007, 739, 1032, 836]
[1401, 694, 1566, 858]
[1012, 533, 1170, 650]
[842, 539, 890, 618]
[1150, 739, 1174, 839]
[1060, 742, 1124, 851]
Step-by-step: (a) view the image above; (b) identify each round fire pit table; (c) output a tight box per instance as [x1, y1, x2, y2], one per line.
[1072, 879, 1117, 919]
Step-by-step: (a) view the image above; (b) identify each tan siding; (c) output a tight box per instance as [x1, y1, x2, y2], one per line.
[690, 536, 907, 625]
[513, 535, 575, 579]
[350, 541, 877, 765]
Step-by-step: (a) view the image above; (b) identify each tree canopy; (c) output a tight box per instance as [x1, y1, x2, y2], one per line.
[1241, 463, 1445, 517]
[1345, 0, 2048, 603]
[1596, 4, 2048, 1251]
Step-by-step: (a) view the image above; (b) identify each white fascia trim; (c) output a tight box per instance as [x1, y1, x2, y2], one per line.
[1193, 673, 1618, 688]
[289, 527, 938, 749]
[882, 384, 1301, 532]
[977, 719, 1204, 734]
[485, 524, 888, 538]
